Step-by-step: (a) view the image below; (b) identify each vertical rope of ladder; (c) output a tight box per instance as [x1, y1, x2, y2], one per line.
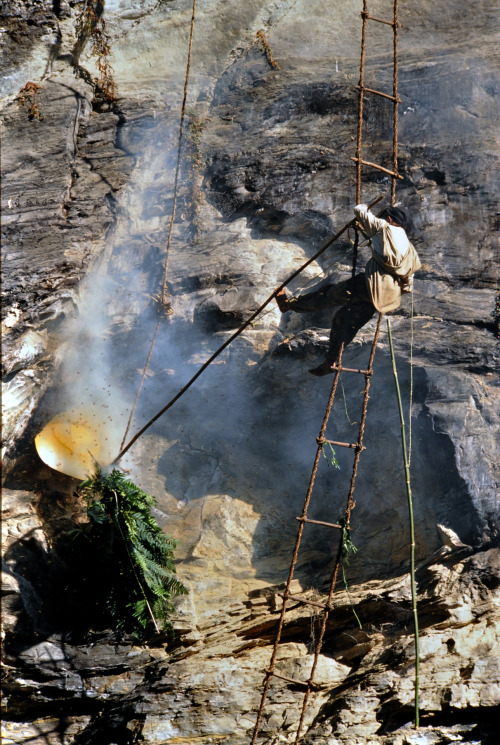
[352, 1, 368, 278]
[346, 315, 382, 521]
[356, 1, 368, 206]
[250, 348, 346, 745]
[293, 316, 382, 743]
[391, 0, 399, 206]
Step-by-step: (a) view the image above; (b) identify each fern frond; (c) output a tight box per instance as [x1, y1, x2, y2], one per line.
[76, 467, 188, 637]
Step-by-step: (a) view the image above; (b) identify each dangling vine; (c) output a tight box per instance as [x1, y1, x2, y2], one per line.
[17, 82, 45, 121]
[340, 518, 362, 629]
[74, 0, 117, 102]
[256, 29, 280, 69]
[321, 441, 340, 469]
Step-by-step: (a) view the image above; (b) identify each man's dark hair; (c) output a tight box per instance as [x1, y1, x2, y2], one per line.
[378, 206, 414, 234]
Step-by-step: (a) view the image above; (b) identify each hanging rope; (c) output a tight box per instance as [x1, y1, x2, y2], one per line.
[391, 0, 399, 205]
[408, 288, 414, 466]
[119, 0, 197, 450]
[160, 0, 198, 312]
[119, 318, 160, 451]
[355, 0, 368, 206]
[351, 224, 360, 278]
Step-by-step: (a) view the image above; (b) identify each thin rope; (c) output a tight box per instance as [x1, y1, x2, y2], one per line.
[340, 374, 356, 426]
[391, 0, 399, 205]
[408, 288, 414, 467]
[118, 0, 197, 449]
[119, 319, 161, 451]
[356, 1, 368, 205]
[387, 318, 420, 727]
[161, 0, 198, 310]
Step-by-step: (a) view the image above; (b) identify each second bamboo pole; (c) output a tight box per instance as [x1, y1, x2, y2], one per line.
[387, 317, 420, 728]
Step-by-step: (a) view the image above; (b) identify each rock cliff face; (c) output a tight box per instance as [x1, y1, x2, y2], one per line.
[1, 1, 499, 743]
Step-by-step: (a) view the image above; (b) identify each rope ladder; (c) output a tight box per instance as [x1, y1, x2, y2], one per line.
[250, 3, 402, 742]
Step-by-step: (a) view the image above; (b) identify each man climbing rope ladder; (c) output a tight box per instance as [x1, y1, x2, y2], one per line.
[276, 203, 421, 375]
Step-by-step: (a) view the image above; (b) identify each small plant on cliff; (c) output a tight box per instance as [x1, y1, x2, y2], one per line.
[17, 81, 45, 120]
[184, 109, 209, 242]
[340, 518, 361, 629]
[75, 466, 187, 637]
[256, 29, 280, 70]
[75, 1, 117, 102]
[186, 109, 207, 172]
[321, 441, 340, 469]
[492, 289, 500, 338]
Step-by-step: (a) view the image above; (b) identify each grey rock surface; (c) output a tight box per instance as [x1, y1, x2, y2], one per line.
[1, 1, 499, 743]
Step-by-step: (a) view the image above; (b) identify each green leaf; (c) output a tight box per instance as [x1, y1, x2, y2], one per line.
[76, 467, 188, 638]
[321, 442, 340, 469]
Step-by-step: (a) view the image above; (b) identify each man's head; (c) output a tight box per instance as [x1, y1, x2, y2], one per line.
[378, 206, 413, 234]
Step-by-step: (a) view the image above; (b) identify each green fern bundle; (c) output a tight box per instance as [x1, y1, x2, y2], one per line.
[77, 466, 187, 637]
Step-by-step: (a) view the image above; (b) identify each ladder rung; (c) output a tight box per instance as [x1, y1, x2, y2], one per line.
[277, 591, 331, 611]
[362, 12, 399, 27]
[351, 157, 403, 179]
[355, 85, 401, 103]
[296, 517, 342, 529]
[267, 670, 316, 689]
[321, 439, 365, 451]
[332, 364, 372, 375]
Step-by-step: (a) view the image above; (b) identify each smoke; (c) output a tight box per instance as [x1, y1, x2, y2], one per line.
[38, 105, 217, 475]
[35, 55, 357, 589]
[45, 270, 131, 474]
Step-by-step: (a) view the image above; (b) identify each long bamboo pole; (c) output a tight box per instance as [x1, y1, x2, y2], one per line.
[112, 196, 384, 464]
[387, 318, 420, 728]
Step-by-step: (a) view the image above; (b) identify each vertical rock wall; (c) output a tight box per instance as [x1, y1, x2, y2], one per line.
[1, 1, 499, 743]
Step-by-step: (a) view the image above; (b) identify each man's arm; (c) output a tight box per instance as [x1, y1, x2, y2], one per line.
[354, 203, 386, 238]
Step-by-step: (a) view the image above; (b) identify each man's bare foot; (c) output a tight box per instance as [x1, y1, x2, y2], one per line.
[275, 288, 292, 312]
[308, 360, 335, 376]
